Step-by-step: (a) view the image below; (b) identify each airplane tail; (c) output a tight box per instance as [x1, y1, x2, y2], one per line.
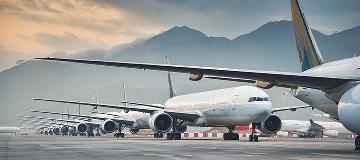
[122, 81, 130, 113]
[166, 56, 176, 98]
[290, 0, 324, 71]
[91, 93, 99, 113]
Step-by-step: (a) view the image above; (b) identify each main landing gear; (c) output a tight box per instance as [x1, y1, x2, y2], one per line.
[154, 133, 163, 138]
[249, 124, 259, 142]
[114, 124, 125, 138]
[223, 126, 239, 140]
[166, 118, 182, 140]
[355, 135, 360, 150]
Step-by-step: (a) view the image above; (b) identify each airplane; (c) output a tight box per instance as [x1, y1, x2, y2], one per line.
[34, 0, 360, 149]
[280, 119, 352, 138]
[33, 57, 311, 142]
[0, 126, 21, 135]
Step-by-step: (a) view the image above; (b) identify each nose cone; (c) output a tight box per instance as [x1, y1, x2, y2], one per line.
[247, 102, 272, 122]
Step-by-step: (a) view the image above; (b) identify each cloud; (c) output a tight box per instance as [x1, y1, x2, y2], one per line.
[31, 32, 107, 53]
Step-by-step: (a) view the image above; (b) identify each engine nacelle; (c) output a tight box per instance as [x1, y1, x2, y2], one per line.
[77, 123, 88, 133]
[259, 115, 282, 134]
[148, 112, 173, 133]
[53, 127, 60, 134]
[338, 84, 360, 134]
[60, 126, 69, 134]
[188, 73, 203, 81]
[323, 130, 339, 137]
[101, 120, 117, 133]
[255, 80, 274, 89]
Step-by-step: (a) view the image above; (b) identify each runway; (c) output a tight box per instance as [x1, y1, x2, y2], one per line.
[0, 135, 358, 160]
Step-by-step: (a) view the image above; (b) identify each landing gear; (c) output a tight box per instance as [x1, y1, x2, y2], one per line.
[249, 123, 259, 142]
[95, 128, 101, 136]
[114, 124, 125, 138]
[355, 135, 360, 150]
[79, 133, 86, 136]
[166, 118, 182, 140]
[167, 132, 181, 140]
[154, 133, 163, 138]
[223, 126, 239, 140]
[87, 132, 94, 137]
[114, 133, 125, 138]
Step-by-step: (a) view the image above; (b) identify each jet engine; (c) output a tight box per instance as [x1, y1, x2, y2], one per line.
[77, 123, 88, 133]
[149, 112, 173, 133]
[259, 115, 282, 134]
[101, 120, 117, 133]
[188, 73, 203, 81]
[338, 84, 360, 134]
[61, 126, 69, 134]
[323, 130, 339, 137]
[53, 127, 60, 134]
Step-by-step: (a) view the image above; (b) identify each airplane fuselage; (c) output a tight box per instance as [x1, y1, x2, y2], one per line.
[164, 86, 272, 127]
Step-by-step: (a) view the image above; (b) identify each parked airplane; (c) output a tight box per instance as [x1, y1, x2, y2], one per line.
[34, 0, 360, 149]
[0, 126, 21, 134]
[280, 119, 352, 138]
[34, 56, 312, 141]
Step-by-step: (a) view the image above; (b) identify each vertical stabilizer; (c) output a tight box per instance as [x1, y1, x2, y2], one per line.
[291, 0, 324, 71]
[166, 56, 176, 98]
[123, 81, 129, 113]
[91, 93, 99, 113]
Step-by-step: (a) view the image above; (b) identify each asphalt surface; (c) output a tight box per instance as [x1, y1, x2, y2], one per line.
[0, 135, 359, 160]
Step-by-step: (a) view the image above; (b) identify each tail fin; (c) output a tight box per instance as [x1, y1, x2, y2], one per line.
[91, 93, 99, 113]
[123, 82, 127, 106]
[290, 0, 324, 71]
[122, 81, 129, 113]
[166, 56, 176, 98]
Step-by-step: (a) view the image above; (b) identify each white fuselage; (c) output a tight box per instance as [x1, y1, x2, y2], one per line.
[293, 57, 360, 134]
[281, 120, 352, 137]
[164, 86, 272, 127]
[0, 127, 21, 133]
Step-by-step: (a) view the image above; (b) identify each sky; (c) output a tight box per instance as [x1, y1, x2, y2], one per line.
[0, 0, 359, 66]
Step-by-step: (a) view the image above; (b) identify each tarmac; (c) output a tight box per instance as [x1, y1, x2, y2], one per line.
[0, 135, 359, 160]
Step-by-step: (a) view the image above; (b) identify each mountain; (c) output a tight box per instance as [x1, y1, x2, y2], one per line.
[1, 20, 360, 124]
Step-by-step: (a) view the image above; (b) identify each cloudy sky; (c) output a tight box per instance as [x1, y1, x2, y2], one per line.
[0, 0, 359, 62]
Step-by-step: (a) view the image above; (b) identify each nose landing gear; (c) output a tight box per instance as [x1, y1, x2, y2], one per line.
[223, 126, 239, 140]
[249, 124, 259, 142]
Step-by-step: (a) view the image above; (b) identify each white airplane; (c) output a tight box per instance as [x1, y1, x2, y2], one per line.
[34, 57, 312, 141]
[281, 119, 352, 138]
[0, 126, 21, 134]
[34, 0, 360, 149]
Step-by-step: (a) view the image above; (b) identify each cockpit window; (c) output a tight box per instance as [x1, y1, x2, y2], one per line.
[248, 97, 270, 102]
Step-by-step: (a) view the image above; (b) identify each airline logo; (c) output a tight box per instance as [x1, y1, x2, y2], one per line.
[291, 0, 324, 71]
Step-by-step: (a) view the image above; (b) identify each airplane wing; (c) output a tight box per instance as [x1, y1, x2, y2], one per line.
[121, 101, 164, 109]
[31, 110, 134, 126]
[204, 76, 297, 89]
[271, 105, 312, 113]
[35, 57, 355, 91]
[33, 97, 200, 122]
[33, 98, 158, 113]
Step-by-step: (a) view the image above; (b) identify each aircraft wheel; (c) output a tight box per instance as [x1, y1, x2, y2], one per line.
[95, 133, 100, 136]
[249, 135, 254, 142]
[166, 133, 173, 140]
[232, 133, 239, 140]
[355, 135, 360, 150]
[253, 135, 259, 142]
[120, 133, 125, 138]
